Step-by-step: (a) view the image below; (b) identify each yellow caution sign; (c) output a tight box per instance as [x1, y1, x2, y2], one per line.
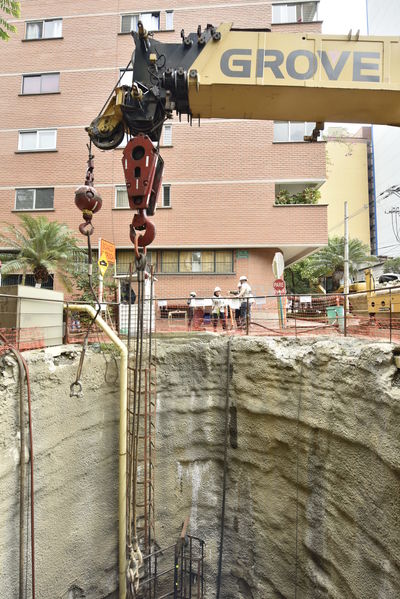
[98, 253, 109, 277]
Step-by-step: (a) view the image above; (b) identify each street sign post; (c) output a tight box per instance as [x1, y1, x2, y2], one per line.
[273, 278, 286, 329]
[100, 238, 116, 264]
[98, 253, 109, 277]
[273, 278, 286, 294]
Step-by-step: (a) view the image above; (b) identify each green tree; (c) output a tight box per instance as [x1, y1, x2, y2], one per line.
[383, 257, 400, 273]
[0, 214, 81, 289]
[308, 236, 376, 290]
[284, 256, 323, 294]
[0, 1, 20, 41]
[72, 262, 117, 303]
[285, 236, 376, 293]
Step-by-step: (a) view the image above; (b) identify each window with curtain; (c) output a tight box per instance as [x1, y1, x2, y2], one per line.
[163, 124, 172, 146]
[161, 251, 179, 273]
[18, 129, 57, 151]
[272, 2, 318, 24]
[165, 11, 174, 30]
[273, 121, 315, 142]
[15, 188, 54, 210]
[216, 251, 234, 273]
[159, 250, 234, 273]
[26, 19, 62, 39]
[115, 186, 129, 208]
[22, 73, 60, 94]
[121, 12, 160, 33]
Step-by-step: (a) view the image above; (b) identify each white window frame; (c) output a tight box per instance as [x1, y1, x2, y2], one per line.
[161, 184, 171, 208]
[115, 185, 129, 208]
[121, 12, 160, 33]
[162, 124, 172, 147]
[115, 184, 170, 208]
[165, 11, 174, 30]
[273, 121, 315, 142]
[21, 73, 60, 95]
[272, 2, 319, 24]
[18, 129, 57, 152]
[25, 18, 63, 40]
[119, 68, 133, 87]
[15, 188, 54, 211]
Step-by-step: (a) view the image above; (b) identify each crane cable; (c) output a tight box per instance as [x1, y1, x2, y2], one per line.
[0, 332, 35, 599]
[216, 336, 232, 599]
[127, 254, 146, 596]
[294, 364, 304, 599]
[70, 196, 102, 397]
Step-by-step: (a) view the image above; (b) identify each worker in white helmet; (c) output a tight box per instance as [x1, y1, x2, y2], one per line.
[237, 275, 253, 328]
[187, 291, 197, 330]
[211, 286, 226, 331]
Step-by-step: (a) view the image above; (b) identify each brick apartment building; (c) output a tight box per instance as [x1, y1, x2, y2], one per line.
[0, 0, 327, 299]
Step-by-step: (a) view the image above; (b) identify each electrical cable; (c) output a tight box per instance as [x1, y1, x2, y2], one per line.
[294, 364, 303, 599]
[0, 333, 35, 599]
[216, 336, 232, 599]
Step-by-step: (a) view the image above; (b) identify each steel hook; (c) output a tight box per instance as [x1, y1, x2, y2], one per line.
[70, 380, 83, 397]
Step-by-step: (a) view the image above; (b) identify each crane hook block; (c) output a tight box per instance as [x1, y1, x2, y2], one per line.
[122, 134, 164, 217]
[75, 186, 102, 214]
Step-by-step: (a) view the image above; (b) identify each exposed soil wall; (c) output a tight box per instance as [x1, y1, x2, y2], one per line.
[155, 336, 400, 599]
[1, 337, 399, 598]
[0, 346, 120, 599]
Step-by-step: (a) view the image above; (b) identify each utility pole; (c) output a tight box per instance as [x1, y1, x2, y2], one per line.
[344, 201, 349, 314]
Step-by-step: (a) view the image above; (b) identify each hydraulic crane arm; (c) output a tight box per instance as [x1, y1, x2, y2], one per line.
[87, 22, 400, 149]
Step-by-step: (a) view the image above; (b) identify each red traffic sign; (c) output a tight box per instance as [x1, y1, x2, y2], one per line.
[273, 278, 286, 293]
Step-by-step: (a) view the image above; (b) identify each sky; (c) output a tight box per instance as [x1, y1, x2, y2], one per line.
[319, 0, 367, 35]
[319, 0, 368, 132]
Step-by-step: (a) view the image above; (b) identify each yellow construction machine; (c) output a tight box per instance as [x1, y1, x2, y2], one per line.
[348, 269, 400, 321]
[87, 23, 400, 149]
[84, 22, 400, 252]
[80, 23, 400, 599]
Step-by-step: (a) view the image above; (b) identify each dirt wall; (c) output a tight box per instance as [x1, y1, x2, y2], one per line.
[1, 336, 399, 598]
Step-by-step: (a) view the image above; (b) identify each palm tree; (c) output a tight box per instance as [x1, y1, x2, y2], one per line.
[0, 214, 81, 290]
[309, 236, 376, 290]
[0, 1, 20, 41]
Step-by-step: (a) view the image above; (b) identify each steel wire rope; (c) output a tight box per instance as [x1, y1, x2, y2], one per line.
[216, 336, 232, 599]
[71, 144, 102, 396]
[127, 257, 147, 598]
[0, 333, 35, 599]
[127, 265, 134, 546]
[294, 364, 304, 599]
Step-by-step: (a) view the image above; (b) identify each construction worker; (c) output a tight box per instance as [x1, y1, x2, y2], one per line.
[212, 287, 226, 331]
[237, 275, 253, 328]
[229, 282, 242, 328]
[187, 291, 196, 330]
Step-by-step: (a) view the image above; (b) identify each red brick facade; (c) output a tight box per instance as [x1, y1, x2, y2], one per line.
[0, 1, 327, 299]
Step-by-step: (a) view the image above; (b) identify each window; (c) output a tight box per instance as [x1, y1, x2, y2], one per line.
[15, 188, 54, 211]
[165, 11, 174, 30]
[115, 186, 129, 208]
[162, 185, 171, 208]
[25, 19, 62, 39]
[159, 250, 234, 274]
[119, 68, 133, 87]
[273, 121, 314, 142]
[162, 124, 172, 147]
[22, 73, 59, 94]
[272, 2, 318, 24]
[121, 12, 160, 33]
[18, 129, 57, 151]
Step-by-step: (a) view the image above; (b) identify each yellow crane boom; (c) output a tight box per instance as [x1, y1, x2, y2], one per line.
[87, 23, 400, 148]
[188, 24, 400, 125]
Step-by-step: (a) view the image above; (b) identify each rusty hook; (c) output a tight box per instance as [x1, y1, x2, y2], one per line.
[129, 210, 155, 257]
[79, 220, 94, 236]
